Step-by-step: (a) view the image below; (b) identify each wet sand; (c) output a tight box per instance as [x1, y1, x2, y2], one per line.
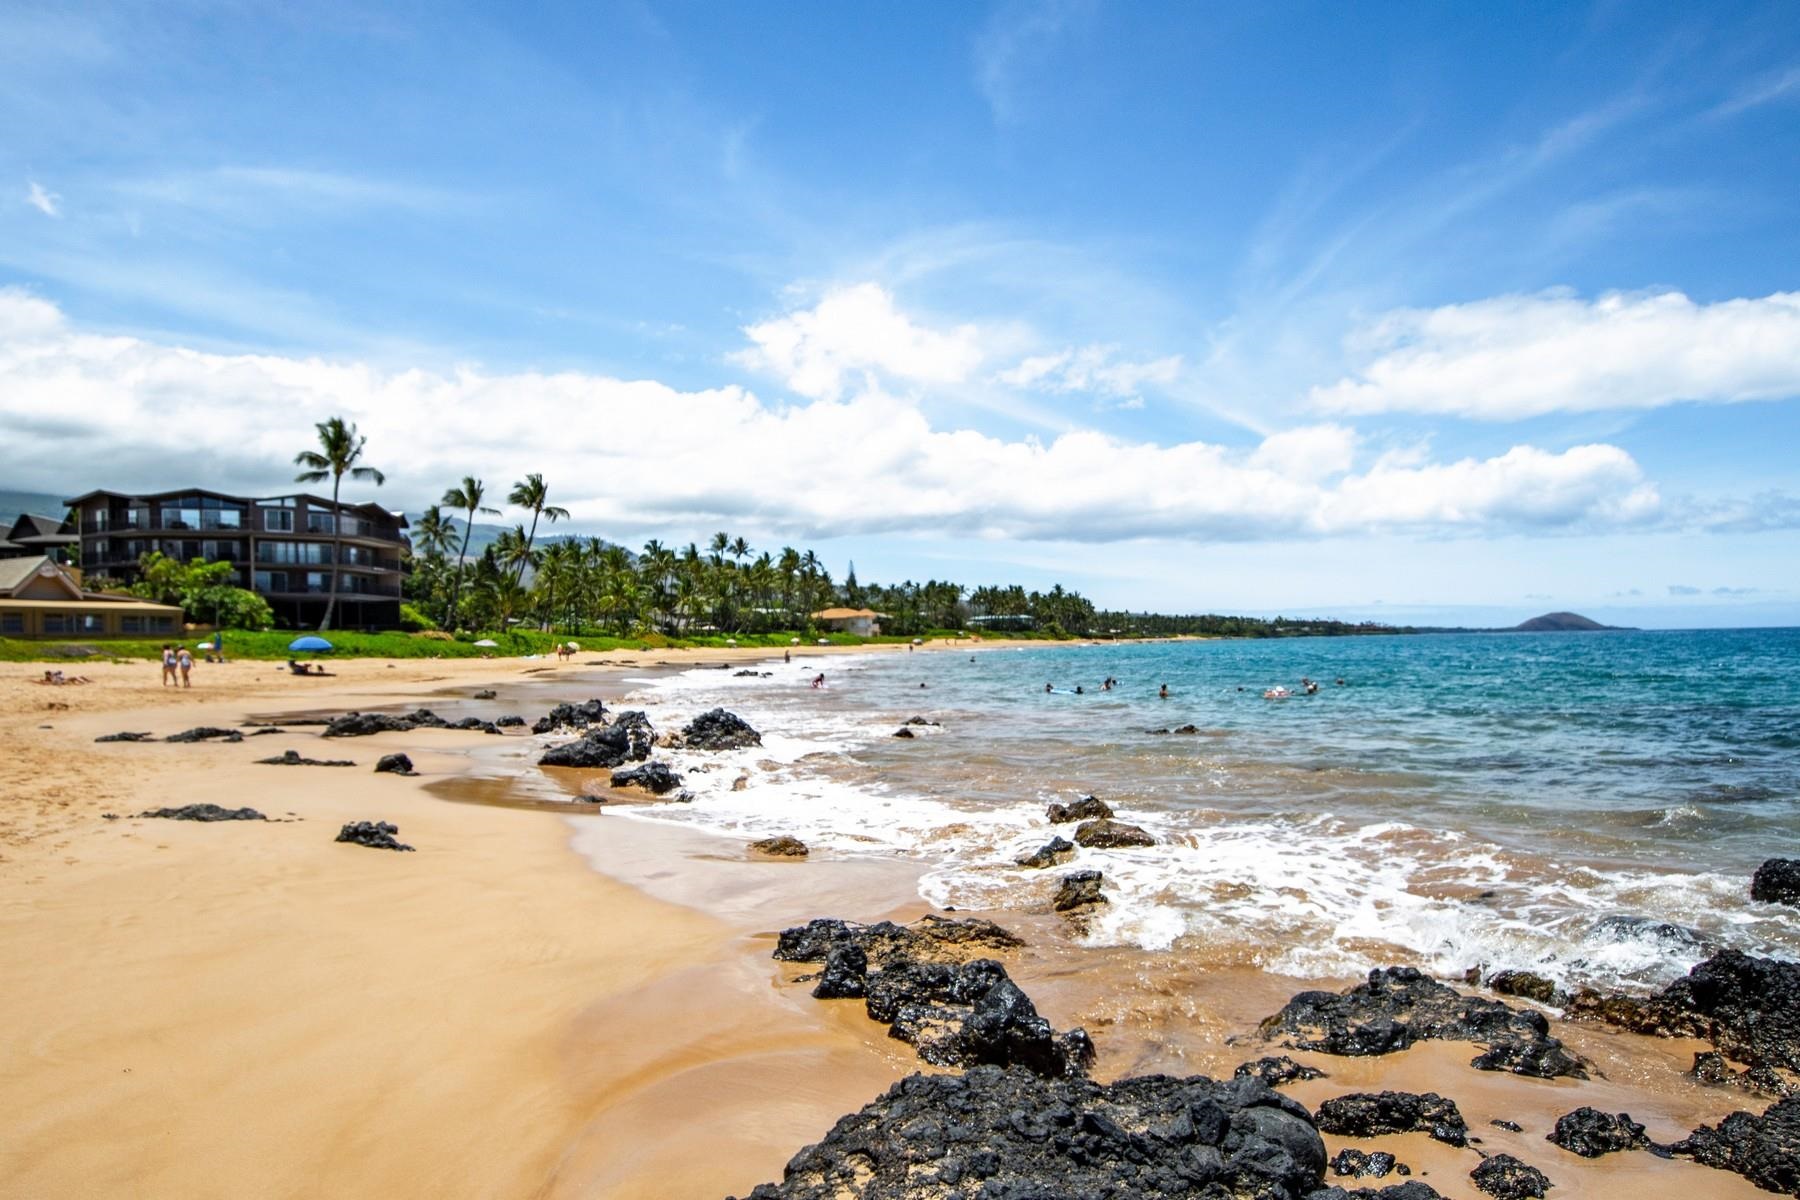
[0, 649, 1780, 1198]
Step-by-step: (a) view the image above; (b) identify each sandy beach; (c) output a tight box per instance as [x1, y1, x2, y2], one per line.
[0, 646, 1779, 1199]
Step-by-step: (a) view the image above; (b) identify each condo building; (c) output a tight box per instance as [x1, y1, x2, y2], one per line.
[64, 488, 409, 629]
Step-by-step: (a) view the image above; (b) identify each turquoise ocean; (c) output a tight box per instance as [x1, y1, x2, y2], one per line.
[612, 629, 1800, 993]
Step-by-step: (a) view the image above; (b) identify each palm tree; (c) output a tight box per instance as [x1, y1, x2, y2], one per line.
[441, 476, 498, 630]
[506, 474, 570, 589]
[293, 416, 384, 631]
[412, 504, 454, 562]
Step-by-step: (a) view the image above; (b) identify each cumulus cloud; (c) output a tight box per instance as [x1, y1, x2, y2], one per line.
[996, 344, 1182, 400]
[0, 289, 1667, 543]
[1311, 290, 1800, 420]
[25, 179, 60, 217]
[732, 283, 987, 401]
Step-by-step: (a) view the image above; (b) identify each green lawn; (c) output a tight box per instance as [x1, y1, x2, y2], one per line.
[0, 626, 1051, 663]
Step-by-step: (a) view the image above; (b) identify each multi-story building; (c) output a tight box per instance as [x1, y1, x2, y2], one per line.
[64, 488, 409, 629]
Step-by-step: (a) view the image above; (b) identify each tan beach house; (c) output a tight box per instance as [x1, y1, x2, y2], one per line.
[0, 555, 183, 638]
[810, 607, 885, 637]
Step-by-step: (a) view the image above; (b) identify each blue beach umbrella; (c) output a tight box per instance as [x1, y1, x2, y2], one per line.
[288, 635, 333, 653]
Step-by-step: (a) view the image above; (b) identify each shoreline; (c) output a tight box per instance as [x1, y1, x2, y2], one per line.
[0, 649, 1781, 1198]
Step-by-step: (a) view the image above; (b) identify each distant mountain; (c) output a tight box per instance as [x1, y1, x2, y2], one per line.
[0, 491, 70, 522]
[1514, 611, 1619, 632]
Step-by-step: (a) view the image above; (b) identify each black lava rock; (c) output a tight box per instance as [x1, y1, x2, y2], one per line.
[322, 712, 426, 738]
[1073, 818, 1156, 848]
[1689, 1051, 1800, 1099]
[1234, 1056, 1327, 1087]
[1314, 1091, 1469, 1147]
[1310, 1184, 1445, 1200]
[532, 699, 607, 734]
[1469, 1153, 1551, 1199]
[257, 749, 355, 767]
[728, 1065, 1327, 1200]
[163, 726, 244, 743]
[891, 727, 915, 738]
[773, 915, 1025, 967]
[139, 804, 266, 821]
[861, 957, 1094, 1078]
[1752, 859, 1800, 907]
[1492, 1119, 1524, 1132]
[1046, 795, 1112, 824]
[681, 707, 762, 751]
[374, 753, 416, 776]
[1671, 1096, 1800, 1195]
[1660, 951, 1800, 1073]
[1331, 1148, 1401, 1178]
[472, 689, 496, 699]
[1053, 869, 1106, 911]
[447, 716, 500, 734]
[903, 716, 940, 726]
[495, 715, 526, 728]
[1017, 836, 1077, 869]
[773, 916, 1083, 1077]
[609, 761, 685, 794]
[335, 820, 414, 852]
[539, 711, 655, 768]
[810, 945, 866, 999]
[95, 731, 153, 742]
[1547, 1107, 1649, 1157]
[1262, 966, 1587, 1080]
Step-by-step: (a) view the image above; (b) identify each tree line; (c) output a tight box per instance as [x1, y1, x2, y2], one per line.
[292, 416, 1408, 640]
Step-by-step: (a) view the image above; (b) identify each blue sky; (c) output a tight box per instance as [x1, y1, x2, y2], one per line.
[3, 1, 1800, 625]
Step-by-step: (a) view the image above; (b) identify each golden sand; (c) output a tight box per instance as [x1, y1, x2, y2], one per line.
[0, 646, 1778, 1199]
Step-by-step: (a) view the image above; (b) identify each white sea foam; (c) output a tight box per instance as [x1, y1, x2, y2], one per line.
[560, 658, 1797, 992]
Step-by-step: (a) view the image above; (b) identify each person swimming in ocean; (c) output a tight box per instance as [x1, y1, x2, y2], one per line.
[811, 673, 825, 689]
[1045, 683, 1053, 693]
[1159, 683, 1169, 698]
[1075, 685, 1084, 695]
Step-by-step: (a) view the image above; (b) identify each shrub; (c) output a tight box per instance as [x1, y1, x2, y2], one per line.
[398, 602, 437, 632]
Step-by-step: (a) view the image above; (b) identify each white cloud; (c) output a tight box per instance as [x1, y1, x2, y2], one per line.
[732, 283, 987, 401]
[0, 290, 1667, 544]
[996, 344, 1182, 400]
[1311, 290, 1800, 420]
[1712, 65, 1800, 119]
[25, 179, 60, 217]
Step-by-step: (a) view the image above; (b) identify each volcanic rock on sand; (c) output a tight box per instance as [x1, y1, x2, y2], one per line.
[1261, 966, 1587, 1079]
[730, 1066, 1327, 1200]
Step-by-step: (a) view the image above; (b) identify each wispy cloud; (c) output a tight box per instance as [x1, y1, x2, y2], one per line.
[1312, 290, 1800, 420]
[1710, 64, 1800, 119]
[996, 344, 1182, 401]
[25, 179, 60, 217]
[971, 0, 1089, 124]
[112, 165, 468, 221]
[1668, 584, 1702, 596]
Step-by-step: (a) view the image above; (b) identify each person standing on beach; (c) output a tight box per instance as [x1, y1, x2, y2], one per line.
[177, 646, 194, 689]
[160, 645, 177, 687]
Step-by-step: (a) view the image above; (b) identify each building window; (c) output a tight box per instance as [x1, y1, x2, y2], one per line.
[122, 616, 144, 633]
[1, 613, 22, 634]
[263, 508, 294, 532]
[43, 614, 70, 633]
[80, 614, 105, 634]
[149, 617, 175, 633]
[254, 571, 289, 593]
[306, 512, 337, 535]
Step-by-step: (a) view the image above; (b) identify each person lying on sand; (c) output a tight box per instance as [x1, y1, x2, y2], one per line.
[36, 670, 90, 685]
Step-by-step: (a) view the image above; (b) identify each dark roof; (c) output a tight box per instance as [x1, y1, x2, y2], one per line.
[63, 488, 405, 526]
[5, 512, 76, 544]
